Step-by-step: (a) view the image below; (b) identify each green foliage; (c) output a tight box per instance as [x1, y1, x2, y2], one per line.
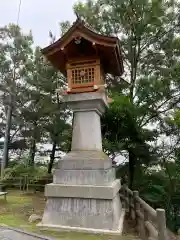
[3, 164, 49, 180]
[0, 24, 34, 166]
[1, 160, 52, 192]
[72, 0, 180, 188]
[0, 24, 71, 169]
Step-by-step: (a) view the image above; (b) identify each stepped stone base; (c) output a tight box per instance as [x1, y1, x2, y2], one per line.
[40, 190, 121, 230]
[38, 151, 124, 233]
[57, 150, 112, 169]
[53, 168, 115, 185]
[38, 209, 125, 235]
[38, 194, 124, 234]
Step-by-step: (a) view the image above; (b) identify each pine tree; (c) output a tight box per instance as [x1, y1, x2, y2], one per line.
[20, 47, 70, 168]
[0, 24, 33, 169]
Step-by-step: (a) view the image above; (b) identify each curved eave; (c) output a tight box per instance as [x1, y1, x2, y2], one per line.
[41, 21, 119, 56]
[41, 19, 124, 76]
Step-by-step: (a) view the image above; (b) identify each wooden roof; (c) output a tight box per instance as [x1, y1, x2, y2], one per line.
[41, 18, 124, 76]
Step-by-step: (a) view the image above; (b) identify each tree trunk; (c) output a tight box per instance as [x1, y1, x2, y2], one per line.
[2, 100, 13, 174]
[128, 149, 136, 189]
[48, 141, 56, 174]
[29, 137, 36, 166]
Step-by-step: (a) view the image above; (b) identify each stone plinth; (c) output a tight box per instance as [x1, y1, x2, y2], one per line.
[38, 92, 124, 234]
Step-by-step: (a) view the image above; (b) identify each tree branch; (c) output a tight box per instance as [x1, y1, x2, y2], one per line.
[139, 92, 180, 127]
[140, 102, 179, 128]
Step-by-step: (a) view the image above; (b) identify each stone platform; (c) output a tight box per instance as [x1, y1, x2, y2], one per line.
[38, 93, 124, 234]
[38, 151, 124, 234]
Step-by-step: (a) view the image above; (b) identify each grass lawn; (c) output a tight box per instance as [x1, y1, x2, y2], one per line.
[0, 190, 138, 240]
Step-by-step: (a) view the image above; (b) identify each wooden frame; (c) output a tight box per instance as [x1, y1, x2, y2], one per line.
[66, 58, 102, 93]
[120, 185, 170, 240]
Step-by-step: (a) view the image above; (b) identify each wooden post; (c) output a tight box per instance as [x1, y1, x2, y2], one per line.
[142, 208, 148, 240]
[156, 208, 168, 240]
[19, 178, 22, 191]
[133, 191, 140, 229]
[128, 192, 131, 218]
[121, 185, 125, 209]
[123, 184, 128, 211]
[23, 176, 26, 191]
[27, 176, 29, 191]
[4, 193, 7, 202]
[129, 193, 132, 218]
[130, 193, 135, 220]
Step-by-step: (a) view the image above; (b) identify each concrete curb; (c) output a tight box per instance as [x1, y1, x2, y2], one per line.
[0, 224, 56, 240]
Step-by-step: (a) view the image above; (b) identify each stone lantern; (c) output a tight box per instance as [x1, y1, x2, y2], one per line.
[38, 18, 125, 234]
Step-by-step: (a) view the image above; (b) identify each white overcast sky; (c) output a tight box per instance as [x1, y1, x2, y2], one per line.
[0, 0, 84, 48]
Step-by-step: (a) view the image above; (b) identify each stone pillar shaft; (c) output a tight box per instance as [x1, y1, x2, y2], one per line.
[72, 111, 102, 151]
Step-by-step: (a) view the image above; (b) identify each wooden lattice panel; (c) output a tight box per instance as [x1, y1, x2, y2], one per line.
[66, 58, 102, 93]
[72, 67, 95, 84]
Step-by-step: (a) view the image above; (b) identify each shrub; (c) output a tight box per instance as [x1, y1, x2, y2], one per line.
[1, 159, 53, 191]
